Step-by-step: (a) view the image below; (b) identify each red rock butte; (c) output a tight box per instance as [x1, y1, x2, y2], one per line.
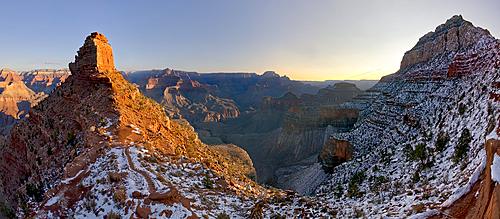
[69, 32, 115, 78]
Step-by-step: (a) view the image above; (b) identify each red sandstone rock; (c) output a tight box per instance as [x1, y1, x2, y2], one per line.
[318, 138, 354, 173]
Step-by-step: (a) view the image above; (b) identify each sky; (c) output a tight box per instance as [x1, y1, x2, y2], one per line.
[1, 0, 499, 81]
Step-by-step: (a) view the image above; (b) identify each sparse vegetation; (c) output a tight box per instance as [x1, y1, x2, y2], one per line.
[249, 201, 265, 219]
[412, 172, 420, 183]
[453, 128, 472, 163]
[334, 184, 344, 198]
[26, 183, 45, 202]
[409, 144, 428, 165]
[216, 212, 230, 219]
[112, 189, 127, 206]
[458, 103, 467, 115]
[106, 210, 122, 219]
[435, 131, 450, 152]
[67, 131, 76, 146]
[0, 202, 14, 219]
[487, 118, 496, 134]
[348, 171, 365, 198]
[156, 173, 167, 183]
[202, 172, 213, 189]
[47, 145, 53, 156]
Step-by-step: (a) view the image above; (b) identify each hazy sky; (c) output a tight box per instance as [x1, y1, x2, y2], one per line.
[1, 0, 499, 80]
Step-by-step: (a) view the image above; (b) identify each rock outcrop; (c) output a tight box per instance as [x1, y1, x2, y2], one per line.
[318, 138, 354, 173]
[303, 82, 364, 105]
[0, 32, 266, 217]
[282, 107, 359, 133]
[161, 79, 240, 122]
[400, 15, 490, 70]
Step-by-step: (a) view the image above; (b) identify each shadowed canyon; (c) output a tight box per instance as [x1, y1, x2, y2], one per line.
[0, 15, 499, 218]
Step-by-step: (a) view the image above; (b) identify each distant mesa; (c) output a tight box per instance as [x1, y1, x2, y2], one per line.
[262, 71, 280, 78]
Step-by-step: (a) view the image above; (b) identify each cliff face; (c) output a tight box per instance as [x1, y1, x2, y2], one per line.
[439, 138, 500, 218]
[0, 70, 52, 134]
[303, 82, 364, 105]
[19, 69, 70, 93]
[161, 79, 240, 122]
[193, 83, 362, 193]
[124, 70, 320, 111]
[282, 107, 358, 133]
[248, 83, 361, 134]
[318, 138, 354, 173]
[400, 15, 490, 71]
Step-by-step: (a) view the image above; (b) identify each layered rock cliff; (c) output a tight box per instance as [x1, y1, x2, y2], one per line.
[400, 15, 490, 71]
[0, 70, 50, 134]
[161, 79, 240, 123]
[19, 69, 70, 93]
[194, 83, 362, 193]
[124, 70, 320, 111]
[312, 15, 500, 217]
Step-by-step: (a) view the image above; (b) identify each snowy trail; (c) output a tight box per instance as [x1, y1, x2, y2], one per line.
[125, 146, 157, 194]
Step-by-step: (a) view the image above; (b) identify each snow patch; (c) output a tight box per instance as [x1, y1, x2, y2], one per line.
[442, 156, 487, 207]
[61, 169, 85, 184]
[486, 127, 499, 140]
[491, 153, 500, 183]
[45, 196, 59, 206]
[408, 209, 441, 219]
[103, 118, 113, 129]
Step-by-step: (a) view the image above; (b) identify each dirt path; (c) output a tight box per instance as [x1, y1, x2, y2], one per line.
[124, 146, 157, 194]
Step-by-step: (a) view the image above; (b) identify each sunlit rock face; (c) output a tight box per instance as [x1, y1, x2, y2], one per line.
[400, 15, 490, 71]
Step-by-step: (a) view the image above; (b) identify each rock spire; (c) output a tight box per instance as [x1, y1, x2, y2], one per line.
[69, 32, 115, 78]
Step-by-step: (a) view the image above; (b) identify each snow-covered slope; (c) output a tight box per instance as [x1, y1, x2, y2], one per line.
[313, 15, 500, 218]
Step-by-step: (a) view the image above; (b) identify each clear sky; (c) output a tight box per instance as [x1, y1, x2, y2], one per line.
[1, 0, 499, 81]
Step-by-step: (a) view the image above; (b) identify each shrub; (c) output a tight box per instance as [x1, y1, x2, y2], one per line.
[112, 189, 126, 206]
[202, 173, 213, 189]
[270, 214, 286, 219]
[334, 184, 344, 198]
[435, 132, 450, 152]
[67, 131, 76, 146]
[26, 183, 44, 202]
[156, 173, 167, 183]
[453, 128, 472, 163]
[350, 171, 365, 185]
[47, 146, 53, 156]
[487, 118, 496, 134]
[106, 210, 122, 219]
[410, 144, 428, 163]
[83, 198, 97, 214]
[249, 201, 265, 219]
[458, 103, 466, 115]
[216, 212, 230, 219]
[348, 184, 360, 198]
[370, 176, 389, 192]
[412, 172, 420, 183]
[348, 171, 365, 198]
[0, 202, 14, 219]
